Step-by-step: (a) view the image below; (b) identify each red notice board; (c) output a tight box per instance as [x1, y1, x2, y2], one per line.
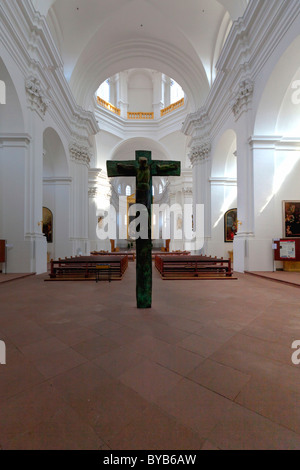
[274, 239, 300, 261]
[0, 240, 5, 263]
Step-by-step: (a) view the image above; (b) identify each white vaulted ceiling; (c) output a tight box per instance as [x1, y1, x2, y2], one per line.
[33, 0, 248, 109]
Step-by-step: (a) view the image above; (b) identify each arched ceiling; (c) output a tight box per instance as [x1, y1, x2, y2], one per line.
[36, 0, 248, 109]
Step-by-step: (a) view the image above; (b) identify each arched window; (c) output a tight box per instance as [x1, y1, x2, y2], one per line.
[159, 184, 163, 194]
[152, 185, 155, 196]
[0, 80, 6, 105]
[117, 184, 122, 194]
[126, 185, 132, 196]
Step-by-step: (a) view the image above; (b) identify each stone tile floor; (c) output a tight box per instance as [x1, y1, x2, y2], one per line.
[0, 264, 300, 450]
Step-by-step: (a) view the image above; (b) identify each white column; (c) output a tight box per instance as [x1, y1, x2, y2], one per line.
[182, 109, 212, 254]
[232, 80, 255, 272]
[209, 178, 237, 258]
[152, 72, 164, 119]
[43, 177, 72, 260]
[108, 75, 117, 106]
[117, 72, 129, 119]
[244, 137, 299, 272]
[163, 75, 171, 108]
[0, 134, 47, 273]
[168, 189, 176, 251]
[182, 187, 193, 251]
[190, 143, 211, 254]
[88, 169, 111, 252]
[69, 143, 90, 255]
[24, 76, 49, 274]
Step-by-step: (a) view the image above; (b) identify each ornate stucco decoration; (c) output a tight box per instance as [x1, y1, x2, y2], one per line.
[69, 142, 91, 167]
[183, 187, 193, 197]
[25, 76, 50, 118]
[88, 187, 97, 198]
[189, 140, 211, 166]
[232, 79, 254, 120]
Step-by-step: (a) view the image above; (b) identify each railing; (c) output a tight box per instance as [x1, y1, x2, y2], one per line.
[97, 96, 184, 119]
[97, 96, 120, 116]
[127, 112, 154, 120]
[161, 98, 184, 117]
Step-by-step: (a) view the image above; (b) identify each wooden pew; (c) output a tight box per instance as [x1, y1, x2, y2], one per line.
[91, 251, 135, 261]
[151, 251, 191, 260]
[47, 255, 128, 281]
[155, 255, 236, 280]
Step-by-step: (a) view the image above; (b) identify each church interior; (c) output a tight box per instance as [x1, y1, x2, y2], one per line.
[1, 0, 300, 450]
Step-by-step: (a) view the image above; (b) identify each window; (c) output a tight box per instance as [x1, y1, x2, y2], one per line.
[0, 80, 6, 105]
[170, 80, 184, 104]
[117, 184, 121, 194]
[152, 186, 155, 196]
[159, 184, 163, 194]
[126, 185, 132, 196]
[97, 80, 110, 103]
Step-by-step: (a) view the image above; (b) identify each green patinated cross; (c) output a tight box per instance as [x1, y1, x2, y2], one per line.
[107, 150, 181, 308]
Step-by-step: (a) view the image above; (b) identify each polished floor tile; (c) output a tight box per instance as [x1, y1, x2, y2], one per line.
[1, 266, 300, 449]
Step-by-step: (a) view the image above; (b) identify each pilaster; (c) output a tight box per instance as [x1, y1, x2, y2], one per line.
[232, 78, 255, 272]
[183, 109, 212, 252]
[69, 141, 91, 255]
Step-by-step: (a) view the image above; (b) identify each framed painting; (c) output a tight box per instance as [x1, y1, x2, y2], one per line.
[283, 201, 300, 238]
[224, 208, 237, 243]
[42, 207, 53, 243]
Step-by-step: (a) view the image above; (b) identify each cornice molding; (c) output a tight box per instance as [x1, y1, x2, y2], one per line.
[43, 177, 72, 185]
[250, 135, 300, 151]
[0, 133, 31, 146]
[209, 177, 237, 186]
[181, 108, 210, 137]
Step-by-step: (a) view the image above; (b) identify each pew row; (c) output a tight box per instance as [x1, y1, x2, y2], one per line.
[151, 251, 191, 260]
[91, 251, 136, 261]
[46, 255, 128, 281]
[155, 255, 237, 280]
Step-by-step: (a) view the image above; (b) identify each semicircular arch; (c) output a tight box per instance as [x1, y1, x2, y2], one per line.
[254, 35, 300, 136]
[211, 129, 237, 178]
[43, 127, 69, 177]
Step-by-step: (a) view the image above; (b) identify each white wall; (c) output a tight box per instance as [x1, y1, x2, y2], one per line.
[128, 71, 153, 113]
[95, 131, 122, 170]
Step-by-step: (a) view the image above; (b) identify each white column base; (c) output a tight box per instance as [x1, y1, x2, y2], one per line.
[234, 234, 274, 272]
[5, 235, 47, 274]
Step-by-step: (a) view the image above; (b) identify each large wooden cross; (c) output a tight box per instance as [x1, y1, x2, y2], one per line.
[107, 150, 181, 308]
